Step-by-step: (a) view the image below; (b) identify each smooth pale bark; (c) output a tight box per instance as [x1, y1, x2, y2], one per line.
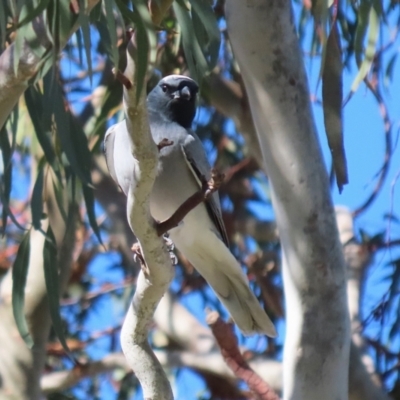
[225, 1, 350, 399]
[119, 42, 174, 400]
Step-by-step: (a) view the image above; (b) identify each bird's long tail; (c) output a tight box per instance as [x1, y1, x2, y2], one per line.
[176, 233, 277, 337]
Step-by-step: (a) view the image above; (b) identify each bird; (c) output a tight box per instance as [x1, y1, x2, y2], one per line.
[104, 74, 276, 337]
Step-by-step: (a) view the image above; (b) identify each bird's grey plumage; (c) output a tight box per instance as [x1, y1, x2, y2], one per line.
[104, 75, 276, 337]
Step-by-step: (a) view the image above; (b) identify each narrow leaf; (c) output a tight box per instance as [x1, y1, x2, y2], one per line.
[31, 162, 45, 231]
[104, 0, 119, 67]
[25, 86, 57, 167]
[82, 184, 103, 244]
[0, 126, 12, 231]
[17, 0, 50, 29]
[0, 0, 7, 51]
[12, 231, 34, 348]
[52, 175, 68, 223]
[173, 0, 208, 82]
[44, 72, 91, 184]
[131, 0, 157, 101]
[354, 1, 371, 67]
[349, 7, 379, 97]
[43, 225, 72, 358]
[322, 23, 348, 192]
[188, 0, 221, 69]
[78, 0, 93, 83]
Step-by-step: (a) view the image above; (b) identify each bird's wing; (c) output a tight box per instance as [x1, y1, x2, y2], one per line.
[104, 124, 118, 185]
[181, 131, 230, 247]
[104, 121, 136, 196]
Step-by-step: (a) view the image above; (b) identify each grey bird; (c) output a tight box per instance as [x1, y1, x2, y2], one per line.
[104, 75, 276, 337]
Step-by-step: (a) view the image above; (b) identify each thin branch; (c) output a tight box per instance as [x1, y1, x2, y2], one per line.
[156, 169, 224, 236]
[352, 77, 392, 217]
[207, 311, 280, 400]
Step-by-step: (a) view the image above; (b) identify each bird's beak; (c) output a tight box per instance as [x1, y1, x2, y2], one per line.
[173, 86, 191, 101]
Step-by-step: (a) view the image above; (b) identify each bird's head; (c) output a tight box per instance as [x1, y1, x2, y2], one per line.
[147, 75, 199, 128]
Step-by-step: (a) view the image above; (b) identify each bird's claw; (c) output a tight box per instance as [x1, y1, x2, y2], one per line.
[157, 138, 174, 151]
[163, 233, 178, 265]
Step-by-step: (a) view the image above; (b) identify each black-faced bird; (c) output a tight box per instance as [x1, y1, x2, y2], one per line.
[104, 75, 276, 337]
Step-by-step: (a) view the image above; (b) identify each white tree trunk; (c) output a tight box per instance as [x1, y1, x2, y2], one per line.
[225, 1, 350, 399]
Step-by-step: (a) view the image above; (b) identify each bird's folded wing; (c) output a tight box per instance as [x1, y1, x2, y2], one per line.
[181, 132, 230, 247]
[104, 124, 118, 185]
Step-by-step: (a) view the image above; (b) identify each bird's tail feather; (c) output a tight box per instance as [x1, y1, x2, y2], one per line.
[214, 273, 277, 337]
[177, 235, 277, 337]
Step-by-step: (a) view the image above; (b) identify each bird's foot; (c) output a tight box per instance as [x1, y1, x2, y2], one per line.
[205, 169, 225, 197]
[163, 233, 178, 265]
[157, 138, 174, 151]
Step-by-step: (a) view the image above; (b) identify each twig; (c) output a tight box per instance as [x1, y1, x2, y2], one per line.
[352, 77, 392, 217]
[206, 311, 280, 400]
[156, 169, 224, 236]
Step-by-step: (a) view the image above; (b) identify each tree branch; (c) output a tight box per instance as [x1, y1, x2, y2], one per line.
[207, 311, 280, 400]
[118, 38, 174, 400]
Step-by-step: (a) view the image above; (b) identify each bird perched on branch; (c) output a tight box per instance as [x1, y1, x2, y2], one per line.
[104, 75, 276, 337]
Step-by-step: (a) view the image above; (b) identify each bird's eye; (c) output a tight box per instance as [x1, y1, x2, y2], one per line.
[161, 84, 168, 93]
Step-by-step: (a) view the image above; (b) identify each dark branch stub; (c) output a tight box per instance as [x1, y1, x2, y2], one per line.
[157, 138, 174, 151]
[130, 168, 224, 268]
[206, 311, 280, 400]
[156, 168, 225, 237]
[113, 68, 133, 89]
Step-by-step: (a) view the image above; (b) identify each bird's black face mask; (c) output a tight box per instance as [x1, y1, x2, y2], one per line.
[167, 83, 197, 128]
[148, 77, 199, 129]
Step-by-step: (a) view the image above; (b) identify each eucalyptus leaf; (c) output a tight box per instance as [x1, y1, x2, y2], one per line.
[104, 0, 119, 67]
[188, 0, 220, 70]
[0, 125, 12, 232]
[12, 231, 34, 348]
[78, 0, 93, 83]
[322, 23, 347, 193]
[82, 184, 103, 244]
[31, 161, 45, 231]
[173, 0, 208, 83]
[43, 225, 73, 358]
[348, 7, 379, 99]
[25, 85, 57, 168]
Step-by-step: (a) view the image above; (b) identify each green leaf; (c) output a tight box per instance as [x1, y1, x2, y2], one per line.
[78, 0, 93, 84]
[354, 1, 371, 67]
[188, 0, 221, 70]
[31, 161, 45, 231]
[131, 0, 157, 101]
[52, 175, 68, 223]
[388, 260, 400, 306]
[44, 71, 92, 184]
[104, 0, 119, 67]
[43, 225, 72, 358]
[89, 0, 102, 22]
[173, 0, 208, 83]
[0, 0, 7, 51]
[12, 231, 34, 348]
[0, 125, 12, 232]
[322, 22, 348, 193]
[384, 53, 397, 86]
[90, 79, 123, 139]
[82, 184, 103, 244]
[17, 0, 50, 29]
[348, 7, 379, 98]
[25, 85, 57, 168]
